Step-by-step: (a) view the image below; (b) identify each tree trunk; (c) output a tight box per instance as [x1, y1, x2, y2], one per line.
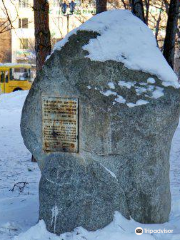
[32, 0, 51, 162]
[132, 0, 146, 23]
[96, 0, 107, 14]
[34, 0, 51, 72]
[144, 0, 150, 25]
[163, 0, 179, 69]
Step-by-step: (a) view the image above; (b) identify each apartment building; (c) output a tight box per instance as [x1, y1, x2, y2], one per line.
[0, 0, 95, 64]
[0, 18, 11, 62]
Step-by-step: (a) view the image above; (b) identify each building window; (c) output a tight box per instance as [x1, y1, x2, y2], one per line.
[19, 18, 28, 28]
[19, 0, 29, 8]
[20, 39, 28, 49]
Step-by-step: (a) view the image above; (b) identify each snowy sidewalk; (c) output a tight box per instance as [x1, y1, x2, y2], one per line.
[0, 91, 40, 240]
[0, 91, 180, 240]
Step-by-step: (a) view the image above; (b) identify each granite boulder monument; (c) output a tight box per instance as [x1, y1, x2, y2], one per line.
[21, 10, 180, 234]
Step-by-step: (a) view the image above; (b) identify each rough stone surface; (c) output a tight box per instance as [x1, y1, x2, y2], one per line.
[21, 28, 180, 234]
[39, 154, 128, 233]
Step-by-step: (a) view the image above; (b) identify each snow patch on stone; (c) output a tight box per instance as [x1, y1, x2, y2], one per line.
[100, 90, 117, 96]
[147, 77, 156, 84]
[51, 205, 59, 233]
[100, 163, 117, 179]
[118, 80, 135, 89]
[108, 82, 115, 89]
[135, 86, 147, 95]
[152, 87, 164, 99]
[115, 95, 126, 104]
[127, 100, 149, 108]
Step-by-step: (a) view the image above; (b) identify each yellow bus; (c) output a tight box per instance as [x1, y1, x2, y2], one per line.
[0, 63, 34, 94]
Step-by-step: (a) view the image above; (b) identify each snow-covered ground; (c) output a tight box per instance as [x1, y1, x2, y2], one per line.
[0, 91, 40, 240]
[0, 91, 180, 240]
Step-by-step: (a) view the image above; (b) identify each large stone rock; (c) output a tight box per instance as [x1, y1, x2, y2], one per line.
[21, 10, 180, 234]
[39, 154, 128, 233]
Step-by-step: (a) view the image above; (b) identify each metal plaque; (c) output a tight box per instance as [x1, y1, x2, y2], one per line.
[42, 96, 79, 153]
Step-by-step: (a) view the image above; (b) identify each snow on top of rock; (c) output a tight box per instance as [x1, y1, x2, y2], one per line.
[54, 10, 179, 88]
